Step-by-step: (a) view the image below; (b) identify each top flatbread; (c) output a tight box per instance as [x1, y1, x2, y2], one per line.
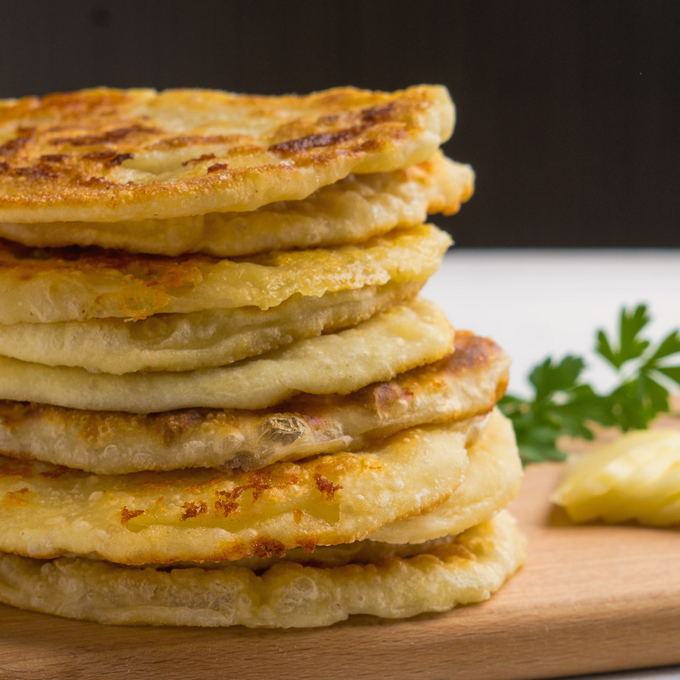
[0, 85, 453, 223]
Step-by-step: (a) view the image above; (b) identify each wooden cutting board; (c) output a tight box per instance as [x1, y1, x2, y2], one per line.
[0, 462, 679, 679]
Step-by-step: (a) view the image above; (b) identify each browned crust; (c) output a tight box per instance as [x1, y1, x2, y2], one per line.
[0, 85, 453, 221]
[0, 237, 206, 288]
[0, 331, 507, 451]
[289, 330, 509, 419]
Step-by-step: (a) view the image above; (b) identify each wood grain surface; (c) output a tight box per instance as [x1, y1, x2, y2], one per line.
[0, 462, 679, 679]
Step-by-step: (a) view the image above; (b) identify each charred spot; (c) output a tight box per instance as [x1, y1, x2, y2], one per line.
[269, 127, 364, 154]
[83, 149, 134, 165]
[50, 124, 158, 146]
[357, 139, 381, 152]
[251, 537, 286, 559]
[84, 150, 116, 161]
[78, 176, 116, 188]
[181, 153, 216, 166]
[214, 495, 239, 517]
[0, 161, 8, 172]
[39, 465, 69, 479]
[153, 409, 206, 442]
[233, 475, 272, 501]
[11, 164, 58, 180]
[83, 150, 133, 165]
[214, 473, 273, 516]
[314, 473, 342, 500]
[120, 507, 145, 523]
[207, 162, 229, 173]
[0, 460, 33, 477]
[180, 500, 208, 520]
[360, 102, 396, 123]
[109, 152, 134, 165]
[39, 153, 68, 163]
[0, 134, 31, 157]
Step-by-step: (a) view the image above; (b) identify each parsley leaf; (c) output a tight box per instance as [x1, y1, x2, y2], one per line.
[595, 304, 650, 369]
[500, 304, 680, 465]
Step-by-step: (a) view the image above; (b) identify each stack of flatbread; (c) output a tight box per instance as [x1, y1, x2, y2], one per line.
[0, 85, 524, 627]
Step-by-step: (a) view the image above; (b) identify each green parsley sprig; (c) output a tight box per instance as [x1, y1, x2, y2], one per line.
[499, 304, 680, 465]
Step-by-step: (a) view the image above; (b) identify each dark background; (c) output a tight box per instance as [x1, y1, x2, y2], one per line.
[1, 0, 678, 248]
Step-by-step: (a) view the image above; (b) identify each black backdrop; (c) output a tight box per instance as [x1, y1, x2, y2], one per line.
[1, 0, 678, 248]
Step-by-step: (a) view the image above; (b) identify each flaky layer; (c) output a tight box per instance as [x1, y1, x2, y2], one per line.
[0, 154, 472, 256]
[0, 223, 450, 324]
[0, 331, 507, 473]
[0, 299, 453, 412]
[0, 512, 525, 628]
[0, 281, 421, 373]
[0, 85, 453, 223]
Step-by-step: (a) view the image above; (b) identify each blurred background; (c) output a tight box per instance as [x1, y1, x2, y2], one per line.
[0, 0, 678, 248]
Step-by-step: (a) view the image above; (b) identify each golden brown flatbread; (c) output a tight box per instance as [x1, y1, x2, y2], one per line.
[0, 85, 453, 223]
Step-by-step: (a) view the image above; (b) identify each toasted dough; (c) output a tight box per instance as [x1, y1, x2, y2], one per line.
[0, 299, 453, 413]
[0, 281, 421, 373]
[370, 410, 522, 542]
[189, 412, 518, 570]
[0, 153, 472, 256]
[0, 420, 474, 565]
[0, 331, 507, 473]
[0, 223, 450, 324]
[0, 512, 525, 627]
[0, 85, 453, 223]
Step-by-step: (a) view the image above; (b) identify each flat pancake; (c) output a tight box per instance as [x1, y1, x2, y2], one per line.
[0, 85, 453, 223]
[0, 298, 453, 412]
[0, 223, 450, 324]
[0, 153, 472, 256]
[0, 512, 525, 627]
[0, 281, 421, 373]
[0, 419, 474, 565]
[0, 331, 507, 473]
[369, 410, 522, 543]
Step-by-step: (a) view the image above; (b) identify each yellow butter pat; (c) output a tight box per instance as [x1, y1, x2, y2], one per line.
[551, 429, 680, 527]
